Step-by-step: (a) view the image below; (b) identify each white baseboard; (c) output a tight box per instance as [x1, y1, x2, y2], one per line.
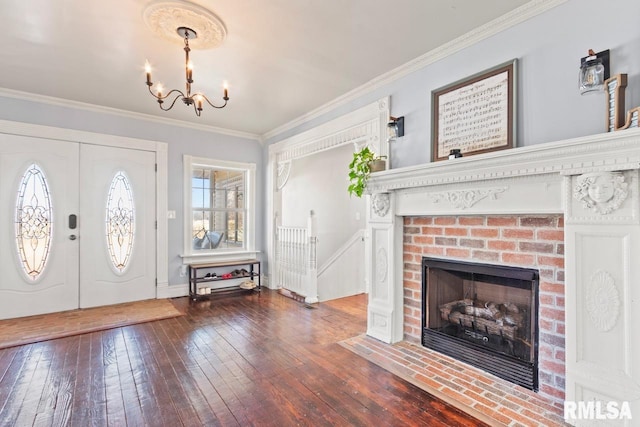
[157, 283, 189, 299]
[261, 275, 271, 289]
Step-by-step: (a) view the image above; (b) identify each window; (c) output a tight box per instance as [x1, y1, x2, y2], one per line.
[184, 156, 256, 258]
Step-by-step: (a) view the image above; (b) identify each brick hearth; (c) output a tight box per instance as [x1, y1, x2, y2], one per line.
[340, 334, 567, 426]
[402, 215, 565, 408]
[340, 335, 567, 427]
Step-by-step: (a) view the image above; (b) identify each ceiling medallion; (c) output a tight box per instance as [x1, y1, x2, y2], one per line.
[143, 1, 227, 50]
[143, 1, 229, 116]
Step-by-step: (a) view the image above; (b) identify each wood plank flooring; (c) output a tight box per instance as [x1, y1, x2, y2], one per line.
[0, 299, 183, 350]
[0, 290, 488, 426]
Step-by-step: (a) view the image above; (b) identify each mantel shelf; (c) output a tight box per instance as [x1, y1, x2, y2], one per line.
[367, 128, 640, 195]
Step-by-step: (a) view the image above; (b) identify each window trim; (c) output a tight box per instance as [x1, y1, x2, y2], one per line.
[182, 155, 256, 263]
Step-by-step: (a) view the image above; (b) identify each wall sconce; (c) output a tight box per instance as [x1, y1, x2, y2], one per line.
[387, 116, 405, 141]
[579, 49, 610, 95]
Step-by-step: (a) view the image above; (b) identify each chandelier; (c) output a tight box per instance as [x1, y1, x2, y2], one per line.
[145, 27, 229, 116]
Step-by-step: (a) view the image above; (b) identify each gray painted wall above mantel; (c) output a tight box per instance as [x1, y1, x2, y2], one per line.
[266, 0, 640, 170]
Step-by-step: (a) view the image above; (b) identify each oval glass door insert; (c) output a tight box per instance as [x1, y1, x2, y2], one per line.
[106, 171, 135, 273]
[15, 163, 53, 281]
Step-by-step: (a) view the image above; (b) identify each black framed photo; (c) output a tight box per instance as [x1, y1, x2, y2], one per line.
[431, 59, 517, 162]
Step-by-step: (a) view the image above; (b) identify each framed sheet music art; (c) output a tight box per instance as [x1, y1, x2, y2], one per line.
[431, 59, 517, 161]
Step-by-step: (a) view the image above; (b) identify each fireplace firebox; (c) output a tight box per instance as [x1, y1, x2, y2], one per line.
[422, 257, 539, 391]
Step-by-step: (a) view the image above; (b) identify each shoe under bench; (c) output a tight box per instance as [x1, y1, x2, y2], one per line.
[188, 258, 261, 300]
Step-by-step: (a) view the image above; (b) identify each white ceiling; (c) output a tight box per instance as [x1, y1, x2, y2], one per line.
[0, 0, 532, 137]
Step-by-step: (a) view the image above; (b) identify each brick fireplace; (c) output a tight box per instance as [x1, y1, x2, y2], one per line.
[363, 130, 640, 425]
[404, 215, 565, 405]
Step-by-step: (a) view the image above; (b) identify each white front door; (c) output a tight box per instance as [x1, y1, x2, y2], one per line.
[79, 144, 156, 308]
[0, 134, 80, 319]
[0, 136, 157, 319]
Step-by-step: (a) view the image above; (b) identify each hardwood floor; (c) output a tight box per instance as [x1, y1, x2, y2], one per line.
[0, 290, 488, 426]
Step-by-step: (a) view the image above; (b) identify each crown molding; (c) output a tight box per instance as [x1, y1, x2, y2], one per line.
[268, 98, 388, 162]
[366, 128, 640, 194]
[262, 0, 568, 141]
[0, 87, 261, 141]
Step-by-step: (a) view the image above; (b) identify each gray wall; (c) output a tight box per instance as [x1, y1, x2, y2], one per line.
[0, 96, 264, 287]
[266, 0, 640, 169]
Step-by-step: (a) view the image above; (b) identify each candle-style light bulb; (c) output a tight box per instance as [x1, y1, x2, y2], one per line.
[156, 84, 163, 98]
[195, 95, 203, 110]
[187, 61, 193, 82]
[144, 60, 152, 85]
[223, 81, 229, 100]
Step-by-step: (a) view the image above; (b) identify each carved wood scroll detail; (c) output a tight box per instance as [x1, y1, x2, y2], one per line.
[429, 187, 507, 209]
[376, 247, 388, 284]
[573, 172, 628, 215]
[276, 161, 291, 190]
[372, 193, 390, 217]
[373, 313, 388, 328]
[586, 270, 620, 332]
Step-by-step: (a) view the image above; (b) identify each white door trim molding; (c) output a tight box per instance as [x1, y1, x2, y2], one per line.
[266, 97, 389, 289]
[0, 119, 169, 298]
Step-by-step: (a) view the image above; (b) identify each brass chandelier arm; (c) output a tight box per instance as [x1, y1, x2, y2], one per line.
[147, 86, 187, 111]
[158, 94, 184, 112]
[193, 93, 229, 109]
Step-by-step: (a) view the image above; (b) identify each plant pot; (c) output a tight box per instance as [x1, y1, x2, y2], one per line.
[369, 159, 386, 173]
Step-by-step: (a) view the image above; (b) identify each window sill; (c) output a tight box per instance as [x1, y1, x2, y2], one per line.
[180, 250, 260, 265]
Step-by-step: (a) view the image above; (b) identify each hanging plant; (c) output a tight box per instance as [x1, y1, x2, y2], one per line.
[348, 146, 386, 197]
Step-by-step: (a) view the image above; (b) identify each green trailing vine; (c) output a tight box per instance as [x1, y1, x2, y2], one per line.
[348, 146, 384, 197]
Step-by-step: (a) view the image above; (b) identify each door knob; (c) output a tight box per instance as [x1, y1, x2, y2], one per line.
[69, 234, 77, 240]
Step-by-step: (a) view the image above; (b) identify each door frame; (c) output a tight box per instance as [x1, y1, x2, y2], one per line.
[0, 119, 168, 297]
[266, 98, 389, 291]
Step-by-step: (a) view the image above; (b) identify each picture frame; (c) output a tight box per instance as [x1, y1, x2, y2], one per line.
[431, 59, 517, 162]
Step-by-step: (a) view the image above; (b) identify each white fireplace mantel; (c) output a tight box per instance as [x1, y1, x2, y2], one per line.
[364, 128, 640, 421]
[368, 129, 640, 196]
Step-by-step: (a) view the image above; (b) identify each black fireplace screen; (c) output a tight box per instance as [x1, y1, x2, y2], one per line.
[421, 257, 539, 391]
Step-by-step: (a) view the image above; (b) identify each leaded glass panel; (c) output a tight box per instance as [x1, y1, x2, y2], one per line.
[106, 171, 135, 272]
[15, 163, 53, 281]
